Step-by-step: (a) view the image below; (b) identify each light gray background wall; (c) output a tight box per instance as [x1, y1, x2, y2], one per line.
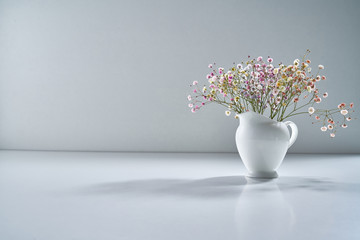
[0, 0, 359, 153]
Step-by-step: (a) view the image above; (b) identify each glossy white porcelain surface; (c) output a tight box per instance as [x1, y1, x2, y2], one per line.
[0, 151, 359, 240]
[236, 112, 298, 178]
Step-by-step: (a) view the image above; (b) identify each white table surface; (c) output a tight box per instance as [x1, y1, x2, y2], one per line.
[0, 151, 359, 240]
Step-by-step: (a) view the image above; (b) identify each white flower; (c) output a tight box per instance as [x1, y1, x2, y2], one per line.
[307, 86, 312, 92]
[294, 59, 300, 64]
[330, 133, 335, 138]
[202, 87, 207, 93]
[279, 86, 286, 92]
[237, 64, 242, 69]
[307, 67, 312, 72]
[275, 97, 281, 104]
[225, 110, 231, 116]
[318, 65, 324, 69]
[188, 103, 193, 108]
[341, 109, 348, 115]
[272, 89, 279, 96]
[273, 68, 279, 74]
[257, 85, 263, 90]
[187, 95, 192, 101]
[308, 107, 315, 114]
[209, 76, 217, 84]
[321, 126, 327, 131]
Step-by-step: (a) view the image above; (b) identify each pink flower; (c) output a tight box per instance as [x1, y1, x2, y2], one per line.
[350, 102, 354, 108]
[187, 95, 192, 101]
[201, 102, 205, 106]
[193, 81, 198, 85]
[338, 103, 346, 109]
[321, 126, 327, 131]
[315, 116, 320, 120]
[314, 97, 322, 103]
[330, 133, 335, 138]
[195, 105, 200, 110]
[208, 64, 213, 68]
[188, 103, 193, 108]
[257, 56, 263, 62]
[206, 74, 211, 79]
[267, 58, 273, 63]
[193, 89, 197, 93]
[191, 108, 196, 113]
[293, 97, 299, 102]
[322, 75, 326, 80]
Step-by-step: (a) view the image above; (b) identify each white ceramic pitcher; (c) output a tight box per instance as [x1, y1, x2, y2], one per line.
[235, 111, 298, 178]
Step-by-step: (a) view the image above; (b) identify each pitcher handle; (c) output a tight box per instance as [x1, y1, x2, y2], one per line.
[284, 121, 298, 148]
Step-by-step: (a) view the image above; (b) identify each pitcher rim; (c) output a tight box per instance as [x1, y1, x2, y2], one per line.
[235, 111, 281, 123]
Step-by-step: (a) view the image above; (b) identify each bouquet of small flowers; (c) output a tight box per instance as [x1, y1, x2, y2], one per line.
[188, 50, 354, 137]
